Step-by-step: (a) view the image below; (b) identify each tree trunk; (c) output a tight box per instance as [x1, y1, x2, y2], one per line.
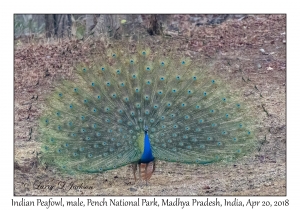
[86, 15, 95, 35]
[45, 14, 54, 38]
[45, 15, 72, 38]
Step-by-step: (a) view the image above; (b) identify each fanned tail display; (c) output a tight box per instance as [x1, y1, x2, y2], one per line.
[38, 37, 263, 182]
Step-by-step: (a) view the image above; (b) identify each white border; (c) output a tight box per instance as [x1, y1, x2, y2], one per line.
[2, 0, 297, 209]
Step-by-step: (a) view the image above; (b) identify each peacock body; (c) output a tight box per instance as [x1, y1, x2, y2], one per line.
[39, 38, 261, 182]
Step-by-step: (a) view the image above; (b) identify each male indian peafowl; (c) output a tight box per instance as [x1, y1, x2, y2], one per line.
[38, 37, 263, 184]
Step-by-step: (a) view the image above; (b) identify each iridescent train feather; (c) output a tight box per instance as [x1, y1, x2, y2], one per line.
[38, 37, 264, 182]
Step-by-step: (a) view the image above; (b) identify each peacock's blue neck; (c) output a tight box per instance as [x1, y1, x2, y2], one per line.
[140, 132, 154, 163]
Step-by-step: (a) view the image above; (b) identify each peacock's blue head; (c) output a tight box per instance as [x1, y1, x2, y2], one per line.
[144, 125, 149, 134]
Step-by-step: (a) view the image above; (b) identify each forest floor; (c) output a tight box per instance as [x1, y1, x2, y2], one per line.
[14, 14, 286, 196]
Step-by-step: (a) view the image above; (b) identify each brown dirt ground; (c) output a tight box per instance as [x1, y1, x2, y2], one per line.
[14, 14, 286, 196]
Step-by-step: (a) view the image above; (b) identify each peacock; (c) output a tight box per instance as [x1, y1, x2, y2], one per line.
[38, 36, 262, 184]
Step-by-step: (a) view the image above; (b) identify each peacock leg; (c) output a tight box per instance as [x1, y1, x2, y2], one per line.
[138, 163, 141, 181]
[145, 163, 149, 186]
[132, 163, 137, 182]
